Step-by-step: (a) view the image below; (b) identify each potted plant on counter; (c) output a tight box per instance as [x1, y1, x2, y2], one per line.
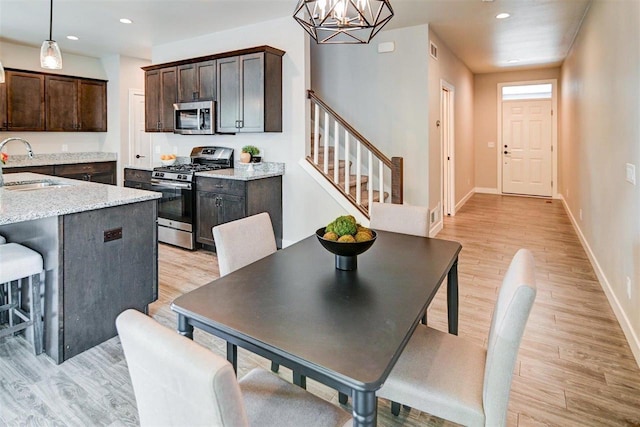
[241, 145, 261, 163]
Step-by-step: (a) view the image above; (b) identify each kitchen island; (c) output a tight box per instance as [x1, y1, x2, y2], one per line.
[0, 173, 160, 363]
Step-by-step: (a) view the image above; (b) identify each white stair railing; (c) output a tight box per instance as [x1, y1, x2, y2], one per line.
[307, 90, 403, 217]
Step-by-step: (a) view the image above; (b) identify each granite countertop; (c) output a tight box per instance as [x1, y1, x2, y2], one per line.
[0, 173, 160, 226]
[195, 162, 285, 181]
[4, 152, 117, 168]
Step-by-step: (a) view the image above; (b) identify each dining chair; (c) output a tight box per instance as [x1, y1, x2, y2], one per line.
[213, 212, 277, 277]
[212, 212, 280, 374]
[369, 202, 429, 237]
[116, 309, 353, 427]
[377, 248, 537, 427]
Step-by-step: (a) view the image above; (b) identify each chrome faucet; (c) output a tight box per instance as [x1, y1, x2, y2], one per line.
[0, 137, 35, 187]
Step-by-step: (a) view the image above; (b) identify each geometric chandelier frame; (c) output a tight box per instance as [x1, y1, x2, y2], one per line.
[293, 0, 394, 44]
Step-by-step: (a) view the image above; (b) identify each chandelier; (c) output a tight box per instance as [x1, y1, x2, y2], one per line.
[293, 0, 394, 44]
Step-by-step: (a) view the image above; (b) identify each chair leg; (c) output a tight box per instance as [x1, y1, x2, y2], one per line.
[293, 371, 307, 389]
[421, 310, 427, 325]
[391, 401, 401, 416]
[271, 361, 279, 373]
[30, 273, 43, 355]
[339, 392, 348, 404]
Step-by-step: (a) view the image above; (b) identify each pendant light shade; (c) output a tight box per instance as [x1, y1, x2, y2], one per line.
[40, 0, 62, 70]
[293, 0, 394, 44]
[0, 61, 5, 84]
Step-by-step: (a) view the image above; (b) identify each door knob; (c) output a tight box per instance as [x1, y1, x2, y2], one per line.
[136, 155, 146, 159]
[504, 151, 510, 155]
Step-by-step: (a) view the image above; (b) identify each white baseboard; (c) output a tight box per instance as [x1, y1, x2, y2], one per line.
[474, 187, 499, 194]
[429, 220, 443, 237]
[559, 195, 640, 368]
[455, 188, 475, 212]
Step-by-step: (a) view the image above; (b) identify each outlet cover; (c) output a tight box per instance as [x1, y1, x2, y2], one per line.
[626, 163, 636, 185]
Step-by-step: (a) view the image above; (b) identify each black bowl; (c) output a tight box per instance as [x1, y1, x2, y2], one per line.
[316, 227, 377, 270]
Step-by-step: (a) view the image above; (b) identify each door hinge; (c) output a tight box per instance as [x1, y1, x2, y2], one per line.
[551, 145, 554, 152]
[551, 109, 554, 116]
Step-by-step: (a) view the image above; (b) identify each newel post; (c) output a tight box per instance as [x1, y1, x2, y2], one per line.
[391, 157, 403, 204]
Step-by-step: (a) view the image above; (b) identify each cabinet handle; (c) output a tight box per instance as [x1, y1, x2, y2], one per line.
[214, 184, 223, 188]
[238, 120, 244, 128]
[83, 174, 91, 181]
[193, 91, 198, 100]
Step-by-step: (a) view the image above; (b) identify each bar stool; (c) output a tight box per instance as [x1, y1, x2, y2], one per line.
[0, 243, 45, 355]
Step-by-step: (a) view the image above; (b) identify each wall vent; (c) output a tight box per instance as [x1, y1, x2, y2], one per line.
[430, 41, 438, 60]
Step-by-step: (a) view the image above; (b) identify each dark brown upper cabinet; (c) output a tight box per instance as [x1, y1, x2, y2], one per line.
[4, 71, 45, 131]
[0, 69, 106, 133]
[46, 75, 107, 132]
[145, 67, 177, 132]
[143, 46, 284, 134]
[177, 60, 216, 103]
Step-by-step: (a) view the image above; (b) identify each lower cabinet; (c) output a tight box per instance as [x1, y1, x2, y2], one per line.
[196, 175, 282, 249]
[61, 200, 158, 360]
[3, 161, 117, 185]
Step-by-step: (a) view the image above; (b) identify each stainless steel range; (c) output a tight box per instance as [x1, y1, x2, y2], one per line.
[152, 146, 234, 250]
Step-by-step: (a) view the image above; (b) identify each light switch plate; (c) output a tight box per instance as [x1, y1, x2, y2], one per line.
[488, 141, 495, 148]
[626, 163, 636, 185]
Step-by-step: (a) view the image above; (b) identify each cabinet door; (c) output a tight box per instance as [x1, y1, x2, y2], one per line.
[240, 53, 265, 133]
[6, 71, 45, 131]
[197, 60, 216, 101]
[160, 67, 177, 132]
[177, 64, 197, 102]
[0, 80, 7, 130]
[145, 70, 161, 131]
[218, 193, 246, 224]
[46, 75, 78, 131]
[196, 191, 221, 246]
[217, 57, 241, 133]
[79, 80, 107, 131]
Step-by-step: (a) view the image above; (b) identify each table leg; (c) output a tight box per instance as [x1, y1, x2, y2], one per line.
[293, 372, 307, 389]
[177, 314, 193, 339]
[227, 342, 238, 374]
[352, 390, 377, 427]
[447, 257, 459, 335]
[339, 392, 348, 404]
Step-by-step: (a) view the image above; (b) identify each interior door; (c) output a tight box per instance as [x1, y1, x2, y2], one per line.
[131, 93, 151, 168]
[502, 99, 552, 196]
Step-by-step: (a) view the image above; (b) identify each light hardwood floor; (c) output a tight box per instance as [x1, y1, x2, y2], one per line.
[1, 194, 639, 426]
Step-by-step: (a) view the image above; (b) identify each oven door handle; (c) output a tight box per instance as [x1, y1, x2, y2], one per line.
[150, 179, 192, 190]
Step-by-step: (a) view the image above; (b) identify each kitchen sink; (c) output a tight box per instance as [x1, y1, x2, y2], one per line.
[3, 180, 73, 191]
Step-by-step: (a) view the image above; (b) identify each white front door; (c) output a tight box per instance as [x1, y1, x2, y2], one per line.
[502, 99, 552, 197]
[130, 92, 151, 168]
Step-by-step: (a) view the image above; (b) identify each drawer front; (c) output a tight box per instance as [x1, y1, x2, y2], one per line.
[55, 161, 114, 175]
[196, 176, 245, 196]
[124, 168, 152, 183]
[3, 165, 55, 175]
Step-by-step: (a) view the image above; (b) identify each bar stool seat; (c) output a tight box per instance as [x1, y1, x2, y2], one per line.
[0, 243, 45, 355]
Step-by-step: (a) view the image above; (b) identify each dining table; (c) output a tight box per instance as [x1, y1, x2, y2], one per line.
[171, 229, 462, 427]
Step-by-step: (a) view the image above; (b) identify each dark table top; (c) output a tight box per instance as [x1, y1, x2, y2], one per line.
[172, 230, 461, 391]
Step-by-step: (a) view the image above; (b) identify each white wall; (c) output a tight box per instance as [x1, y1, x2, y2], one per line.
[151, 17, 344, 245]
[560, 0, 640, 363]
[310, 25, 430, 207]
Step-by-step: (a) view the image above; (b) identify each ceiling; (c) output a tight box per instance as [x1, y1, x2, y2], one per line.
[0, 0, 591, 73]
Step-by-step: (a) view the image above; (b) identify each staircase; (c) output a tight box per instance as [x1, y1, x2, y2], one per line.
[306, 90, 403, 218]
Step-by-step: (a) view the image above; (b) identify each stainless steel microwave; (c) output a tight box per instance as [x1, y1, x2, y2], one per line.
[173, 101, 215, 135]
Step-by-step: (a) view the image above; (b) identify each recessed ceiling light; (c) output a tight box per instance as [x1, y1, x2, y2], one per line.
[496, 12, 510, 19]
[66, 35, 79, 41]
[120, 18, 133, 24]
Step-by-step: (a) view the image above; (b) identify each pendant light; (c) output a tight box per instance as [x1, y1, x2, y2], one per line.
[40, 0, 62, 69]
[293, 0, 394, 44]
[0, 61, 5, 84]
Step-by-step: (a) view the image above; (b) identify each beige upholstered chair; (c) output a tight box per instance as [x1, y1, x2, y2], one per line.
[213, 212, 277, 277]
[369, 202, 429, 237]
[116, 310, 352, 427]
[212, 212, 280, 373]
[377, 248, 537, 427]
